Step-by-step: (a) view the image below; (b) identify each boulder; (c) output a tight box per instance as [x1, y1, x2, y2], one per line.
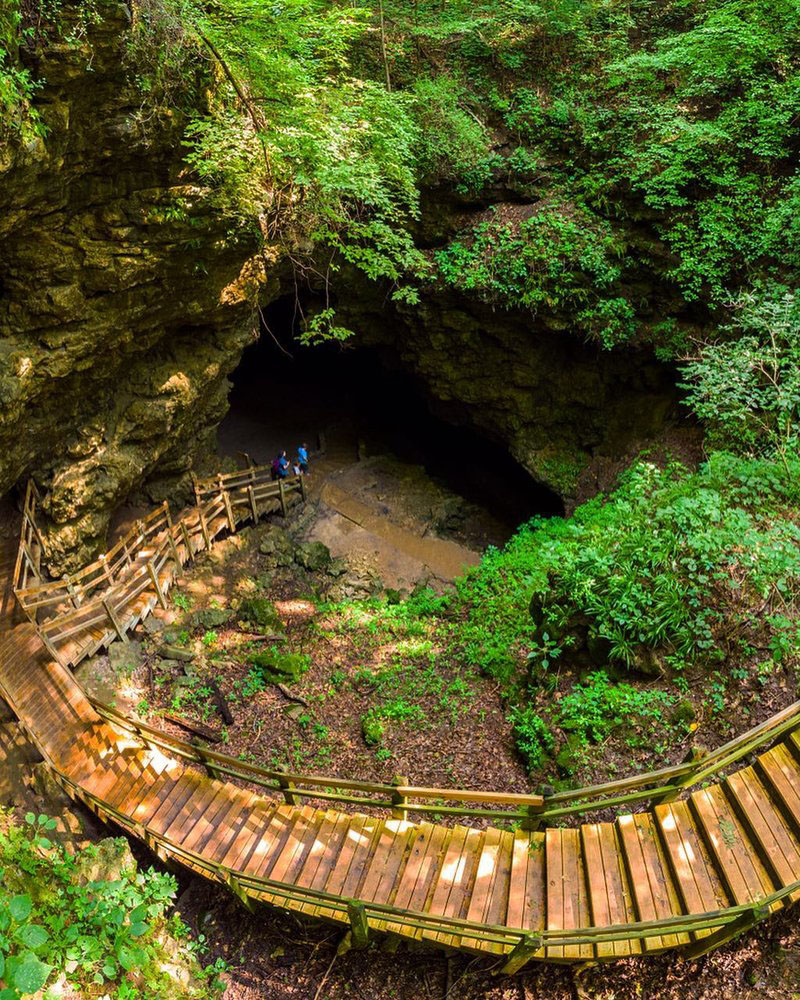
[294, 540, 331, 572]
[238, 598, 284, 631]
[108, 640, 144, 676]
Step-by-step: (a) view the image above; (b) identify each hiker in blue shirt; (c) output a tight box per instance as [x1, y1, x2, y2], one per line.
[297, 443, 309, 476]
[277, 450, 290, 479]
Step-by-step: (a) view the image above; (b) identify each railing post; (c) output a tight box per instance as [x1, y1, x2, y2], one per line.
[520, 804, 544, 832]
[276, 768, 297, 805]
[299, 475, 306, 501]
[391, 776, 409, 821]
[219, 478, 236, 533]
[197, 504, 212, 550]
[248, 483, 259, 524]
[336, 901, 370, 955]
[654, 746, 707, 804]
[163, 503, 181, 567]
[497, 934, 542, 975]
[102, 595, 128, 643]
[63, 575, 81, 609]
[99, 553, 113, 586]
[180, 520, 194, 561]
[226, 872, 255, 913]
[278, 479, 287, 517]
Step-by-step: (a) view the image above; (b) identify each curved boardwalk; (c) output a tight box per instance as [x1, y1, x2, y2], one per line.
[2, 467, 800, 969]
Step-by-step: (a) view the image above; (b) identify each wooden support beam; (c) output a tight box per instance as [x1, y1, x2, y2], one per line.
[248, 484, 259, 523]
[102, 597, 128, 643]
[278, 479, 287, 517]
[276, 768, 297, 805]
[146, 559, 168, 610]
[345, 901, 370, 950]
[497, 935, 542, 975]
[221, 484, 236, 533]
[226, 873, 255, 913]
[163, 504, 182, 567]
[180, 521, 194, 561]
[682, 906, 768, 959]
[197, 506, 212, 550]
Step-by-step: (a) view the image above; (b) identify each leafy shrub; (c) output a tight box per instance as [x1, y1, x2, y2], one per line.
[434, 205, 633, 343]
[454, 451, 800, 684]
[509, 705, 554, 772]
[557, 672, 675, 745]
[681, 285, 800, 464]
[0, 812, 224, 999]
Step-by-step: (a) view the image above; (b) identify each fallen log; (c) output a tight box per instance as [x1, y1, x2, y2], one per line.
[163, 712, 222, 744]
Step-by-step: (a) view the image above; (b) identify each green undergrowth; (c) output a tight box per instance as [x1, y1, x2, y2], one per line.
[318, 448, 800, 777]
[454, 450, 800, 686]
[0, 811, 225, 1000]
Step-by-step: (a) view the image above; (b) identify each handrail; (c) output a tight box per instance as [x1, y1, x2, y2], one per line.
[89, 697, 545, 821]
[49, 761, 791, 960]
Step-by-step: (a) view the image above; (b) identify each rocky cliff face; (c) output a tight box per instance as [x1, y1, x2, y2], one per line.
[0, 5, 685, 572]
[0, 5, 269, 570]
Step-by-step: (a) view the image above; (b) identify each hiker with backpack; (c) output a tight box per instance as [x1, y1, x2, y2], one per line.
[297, 443, 310, 476]
[271, 450, 290, 480]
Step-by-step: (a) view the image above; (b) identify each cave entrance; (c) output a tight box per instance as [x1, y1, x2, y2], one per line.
[217, 296, 564, 546]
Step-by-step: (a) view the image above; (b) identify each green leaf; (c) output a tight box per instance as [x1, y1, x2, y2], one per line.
[129, 903, 148, 924]
[129, 921, 149, 938]
[9, 896, 32, 923]
[10, 953, 51, 994]
[15, 923, 49, 951]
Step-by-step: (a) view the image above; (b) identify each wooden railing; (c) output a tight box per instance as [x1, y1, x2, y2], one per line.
[12, 463, 304, 667]
[88, 697, 546, 824]
[192, 464, 305, 521]
[85, 691, 800, 831]
[530, 698, 800, 822]
[47, 756, 795, 968]
[13, 480, 46, 595]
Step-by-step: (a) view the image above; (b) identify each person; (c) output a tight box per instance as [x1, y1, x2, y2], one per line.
[277, 450, 290, 479]
[297, 442, 309, 476]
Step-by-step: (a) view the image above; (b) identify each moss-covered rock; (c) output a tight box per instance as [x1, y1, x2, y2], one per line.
[238, 598, 284, 632]
[249, 647, 309, 683]
[294, 540, 331, 571]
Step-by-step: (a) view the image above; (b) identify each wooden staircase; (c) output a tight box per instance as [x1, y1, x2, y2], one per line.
[1, 465, 800, 968]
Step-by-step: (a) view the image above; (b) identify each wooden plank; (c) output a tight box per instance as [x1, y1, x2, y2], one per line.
[757, 744, 800, 836]
[545, 828, 593, 962]
[581, 822, 640, 958]
[726, 767, 800, 901]
[690, 785, 776, 908]
[387, 823, 450, 939]
[617, 813, 687, 951]
[292, 811, 352, 917]
[654, 800, 729, 942]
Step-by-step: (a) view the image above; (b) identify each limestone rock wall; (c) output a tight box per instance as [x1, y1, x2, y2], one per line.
[337, 282, 682, 504]
[0, 5, 267, 570]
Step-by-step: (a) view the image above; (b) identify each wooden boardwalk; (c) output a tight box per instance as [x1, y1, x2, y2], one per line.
[2, 465, 800, 967]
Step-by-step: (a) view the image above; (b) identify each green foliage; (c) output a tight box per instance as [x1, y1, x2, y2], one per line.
[435, 205, 634, 345]
[681, 285, 800, 463]
[556, 672, 675, 745]
[410, 75, 490, 186]
[454, 451, 800, 684]
[509, 705, 553, 772]
[0, 813, 224, 999]
[129, 0, 428, 308]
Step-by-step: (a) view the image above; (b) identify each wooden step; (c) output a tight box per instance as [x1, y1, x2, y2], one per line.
[653, 800, 729, 942]
[545, 827, 593, 961]
[689, 784, 777, 909]
[616, 813, 688, 952]
[728, 765, 800, 900]
[581, 822, 642, 957]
